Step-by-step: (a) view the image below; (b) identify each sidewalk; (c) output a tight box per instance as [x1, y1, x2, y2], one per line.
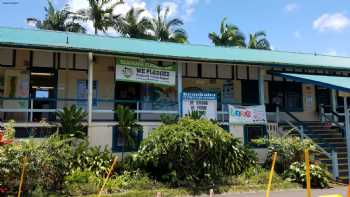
[198, 187, 348, 197]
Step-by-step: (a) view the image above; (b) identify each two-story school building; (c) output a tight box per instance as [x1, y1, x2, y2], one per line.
[1, 27, 350, 175]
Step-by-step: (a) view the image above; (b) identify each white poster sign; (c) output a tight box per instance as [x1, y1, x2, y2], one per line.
[116, 59, 176, 86]
[229, 105, 267, 125]
[182, 92, 217, 120]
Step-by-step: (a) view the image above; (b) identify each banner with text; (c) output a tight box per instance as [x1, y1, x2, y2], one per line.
[182, 92, 217, 120]
[228, 105, 267, 125]
[116, 58, 176, 86]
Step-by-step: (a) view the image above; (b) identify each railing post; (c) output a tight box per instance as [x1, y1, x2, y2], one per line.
[30, 98, 33, 122]
[136, 101, 140, 121]
[276, 105, 280, 124]
[320, 104, 325, 122]
[331, 148, 339, 179]
[221, 104, 225, 122]
[299, 125, 304, 139]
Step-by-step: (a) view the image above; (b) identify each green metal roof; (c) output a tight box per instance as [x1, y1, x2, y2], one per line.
[274, 73, 350, 92]
[1, 26, 350, 70]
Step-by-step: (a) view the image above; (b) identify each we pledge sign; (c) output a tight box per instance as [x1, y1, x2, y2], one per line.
[116, 58, 176, 86]
[182, 92, 217, 120]
[229, 105, 267, 125]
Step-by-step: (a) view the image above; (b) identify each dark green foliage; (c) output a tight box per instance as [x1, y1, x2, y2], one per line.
[134, 118, 256, 187]
[64, 170, 101, 196]
[254, 136, 317, 174]
[70, 140, 114, 177]
[56, 105, 87, 138]
[27, 0, 86, 33]
[283, 162, 331, 188]
[0, 135, 114, 195]
[115, 105, 142, 160]
[0, 135, 73, 195]
[186, 110, 205, 120]
[160, 114, 178, 125]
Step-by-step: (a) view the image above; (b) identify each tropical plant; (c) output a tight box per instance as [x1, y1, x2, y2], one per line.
[27, 0, 86, 33]
[119, 8, 154, 39]
[151, 5, 187, 43]
[64, 169, 101, 196]
[186, 110, 205, 120]
[56, 105, 87, 138]
[78, 0, 124, 35]
[284, 162, 331, 188]
[253, 135, 318, 174]
[115, 105, 142, 160]
[134, 118, 256, 187]
[0, 135, 73, 195]
[209, 17, 246, 47]
[69, 140, 114, 177]
[247, 31, 271, 50]
[3, 119, 15, 140]
[160, 114, 178, 125]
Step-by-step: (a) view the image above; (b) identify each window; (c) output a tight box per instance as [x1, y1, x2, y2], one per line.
[241, 80, 259, 105]
[244, 125, 267, 147]
[268, 81, 303, 112]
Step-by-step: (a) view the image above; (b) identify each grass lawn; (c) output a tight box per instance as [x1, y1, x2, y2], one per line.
[88, 173, 300, 197]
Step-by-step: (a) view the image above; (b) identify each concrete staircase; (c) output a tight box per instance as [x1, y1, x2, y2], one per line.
[284, 121, 348, 182]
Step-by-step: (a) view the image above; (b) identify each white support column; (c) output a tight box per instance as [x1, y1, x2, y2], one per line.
[344, 96, 350, 178]
[88, 52, 93, 137]
[177, 63, 183, 117]
[331, 89, 338, 121]
[258, 68, 265, 105]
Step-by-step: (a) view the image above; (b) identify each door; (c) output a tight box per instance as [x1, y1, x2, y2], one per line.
[30, 68, 57, 121]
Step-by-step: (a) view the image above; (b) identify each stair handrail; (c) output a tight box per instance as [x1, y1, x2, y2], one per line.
[276, 105, 339, 179]
[319, 104, 345, 136]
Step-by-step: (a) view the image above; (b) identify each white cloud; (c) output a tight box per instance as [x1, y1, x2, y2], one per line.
[293, 30, 301, 39]
[313, 13, 350, 32]
[325, 49, 338, 56]
[284, 3, 299, 13]
[162, 2, 178, 17]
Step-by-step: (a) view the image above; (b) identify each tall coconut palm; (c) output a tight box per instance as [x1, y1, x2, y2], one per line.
[27, 0, 86, 33]
[208, 17, 245, 47]
[119, 8, 153, 39]
[248, 31, 271, 50]
[151, 5, 187, 43]
[78, 0, 124, 35]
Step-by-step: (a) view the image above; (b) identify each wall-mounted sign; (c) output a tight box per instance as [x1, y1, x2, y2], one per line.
[182, 92, 217, 120]
[229, 105, 267, 125]
[116, 58, 176, 86]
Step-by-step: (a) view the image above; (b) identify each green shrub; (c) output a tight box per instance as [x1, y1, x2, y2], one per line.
[160, 114, 178, 125]
[134, 118, 256, 187]
[0, 135, 73, 195]
[283, 162, 331, 188]
[64, 169, 101, 196]
[56, 105, 87, 138]
[70, 140, 114, 177]
[254, 136, 317, 174]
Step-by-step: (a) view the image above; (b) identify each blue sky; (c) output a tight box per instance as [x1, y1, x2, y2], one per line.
[0, 0, 350, 56]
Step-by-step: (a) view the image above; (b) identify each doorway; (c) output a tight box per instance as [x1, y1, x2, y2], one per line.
[29, 68, 57, 121]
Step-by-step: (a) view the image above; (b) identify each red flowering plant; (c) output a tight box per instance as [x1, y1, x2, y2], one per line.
[0, 120, 15, 145]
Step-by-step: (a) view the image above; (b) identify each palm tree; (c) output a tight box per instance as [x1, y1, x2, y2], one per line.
[151, 5, 187, 43]
[78, 0, 124, 35]
[27, 0, 86, 33]
[119, 8, 153, 39]
[247, 31, 271, 50]
[115, 105, 141, 160]
[208, 17, 245, 47]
